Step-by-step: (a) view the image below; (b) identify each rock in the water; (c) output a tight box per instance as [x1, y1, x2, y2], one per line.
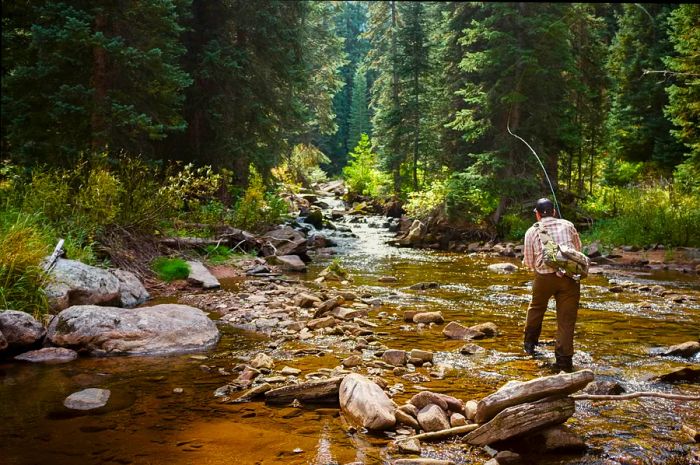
[526, 425, 587, 452]
[64, 388, 111, 410]
[469, 322, 498, 338]
[582, 380, 625, 396]
[339, 373, 396, 431]
[269, 255, 307, 272]
[295, 293, 321, 308]
[487, 263, 518, 273]
[14, 347, 78, 363]
[251, 353, 275, 370]
[265, 376, 345, 404]
[450, 412, 467, 427]
[47, 304, 219, 355]
[409, 391, 448, 411]
[393, 459, 454, 465]
[417, 404, 450, 432]
[464, 400, 478, 421]
[111, 269, 149, 308]
[262, 227, 307, 257]
[395, 409, 420, 429]
[409, 349, 434, 364]
[0, 310, 46, 350]
[382, 349, 407, 367]
[186, 261, 221, 289]
[331, 307, 367, 321]
[460, 344, 485, 355]
[395, 438, 421, 455]
[233, 383, 272, 403]
[412, 312, 444, 324]
[45, 259, 146, 311]
[442, 321, 484, 340]
[661, 341, 700, 358]
[307, 316, 336, 330]
[653, 367, 700, 383]
[342, 355, 363, 368]
[409, 282, 439, 290]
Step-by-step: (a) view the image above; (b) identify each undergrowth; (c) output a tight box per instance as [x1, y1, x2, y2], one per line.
[152, 257, 190, 282]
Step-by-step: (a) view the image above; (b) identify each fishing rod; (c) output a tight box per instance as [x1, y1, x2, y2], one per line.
[506, 116, 563, 219]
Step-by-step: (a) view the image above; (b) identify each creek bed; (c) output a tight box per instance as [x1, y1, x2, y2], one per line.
[1, 213, 699, 465]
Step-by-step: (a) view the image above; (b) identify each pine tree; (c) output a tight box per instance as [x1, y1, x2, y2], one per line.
[348, 67, 371, 152]
[664, 4, 700, 191]
[1, 0, 191, 166]
[606, 4, 684, 170]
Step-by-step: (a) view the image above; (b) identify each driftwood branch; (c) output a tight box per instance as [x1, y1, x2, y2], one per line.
[43, 239, 65, 272]
[572, 392, 700, 402]
[403, 424, 479, 442]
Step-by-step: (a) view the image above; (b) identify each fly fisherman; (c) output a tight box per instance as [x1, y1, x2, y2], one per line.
[522, 198, 583, 373]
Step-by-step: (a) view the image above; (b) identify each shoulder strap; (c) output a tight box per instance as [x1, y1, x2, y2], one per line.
[534, 222, 555, 245]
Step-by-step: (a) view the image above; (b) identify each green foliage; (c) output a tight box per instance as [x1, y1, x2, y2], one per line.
[404, 179, 447, 221]
[233, 165, 289, 233]
[161, 163, 222, 212]
[581, 184, 700, 247]
[444, 168, 498, 223]
[347, 68, 371, 154]
[0, 212, 50, 317]
[202, 245, 232, 265]
[601, 157, 644, 187]
[152, 257, 190, 282]
[343, 134, 390, 198]
[499, 213, 532, 241]
[271, 144, 330, 189]
[328, 258, 349, 279]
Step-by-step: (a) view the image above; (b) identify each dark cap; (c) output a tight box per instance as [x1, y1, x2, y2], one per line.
[534, 198, 555, 216]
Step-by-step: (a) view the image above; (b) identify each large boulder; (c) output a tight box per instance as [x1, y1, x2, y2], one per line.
[186, 261, 220, 289]
[0, 310, 46, 351]
[64, 388, 111, 410]
[15, 347, 78, 363]
[46, 304, 219, 355]
[405, 220, 427, 245]
[45, 259, 148, 311]
[417, 404, 451, 432]
[340, 373, 396, 431]
[261, 226, 308, 257]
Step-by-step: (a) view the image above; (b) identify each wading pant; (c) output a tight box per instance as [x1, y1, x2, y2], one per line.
[524, 272, 581, 357]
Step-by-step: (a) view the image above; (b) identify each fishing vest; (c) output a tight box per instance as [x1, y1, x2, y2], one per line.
[535, 222, 590, 281]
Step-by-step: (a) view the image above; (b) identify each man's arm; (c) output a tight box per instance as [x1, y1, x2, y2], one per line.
[523, 228, 535, 270]
[571, 225, 582, 252]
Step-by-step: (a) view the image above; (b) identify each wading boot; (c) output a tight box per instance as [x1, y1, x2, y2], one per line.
[553, 355, 573, 373]
[523, 341, 539, 356]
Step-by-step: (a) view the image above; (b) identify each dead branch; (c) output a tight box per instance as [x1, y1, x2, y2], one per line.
[571, 392, 700, 402]
[43, 239, 65, 272]
[402, 424, 479, 442]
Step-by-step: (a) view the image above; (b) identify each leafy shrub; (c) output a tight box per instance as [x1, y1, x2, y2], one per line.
[233, 165, 289, 232]
[581, 183, 700, 247]
[160, 163, 222, 212]
[203, 245, 232, 265]
[499, 213, 532, 241]
[152, 257, 190, 282]
[271, 143, 330, 189]
[74, 167, 122, 232]
[343, 134, 390, 198]
[444, 168, 498, 223]
[404, 179, 447, 221]
[0, 213, 50, 317]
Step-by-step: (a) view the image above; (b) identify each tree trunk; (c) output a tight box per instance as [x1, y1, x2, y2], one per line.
[91, 12, 109, 152]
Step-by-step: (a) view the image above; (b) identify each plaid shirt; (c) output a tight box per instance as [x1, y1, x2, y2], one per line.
[523, 216, 582, 274]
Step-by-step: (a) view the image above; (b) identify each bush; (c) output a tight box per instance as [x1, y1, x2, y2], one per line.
[581, 183, 700, 247]
[233, 165, 289, 232]
[499, 213, 532, 241]
[404, 179, 447, 221]
[444, 168, 498, 223]
[152, 257, 190, 282]
[343, 134, 390, 198]
[0, 212, 50, 317]
[271, 143, 330, 189]
[202, 245, 232, 265]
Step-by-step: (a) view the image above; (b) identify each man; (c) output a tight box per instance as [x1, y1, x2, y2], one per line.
[522, 198, 582, 373]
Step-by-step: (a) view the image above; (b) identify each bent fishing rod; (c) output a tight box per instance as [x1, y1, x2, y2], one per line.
[506, 116, 563, 219]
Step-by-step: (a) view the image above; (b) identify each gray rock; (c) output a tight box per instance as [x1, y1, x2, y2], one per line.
[265, 376, 344, 404]
[339, 373, 396, 431]
[45, 259, 148, 311]
[270, 255, 307, 272]
[469, 322, 498, 338]
[15, 347, 78, 363]
[582, 380, 625, 396]
[410, 349, 434, 364]
[47, 304, 219, 355]
[662, 341, 700, 358]
[395, 409, 420, 429]
[417, 404, 450, 432]
[450, 412, 467, 427]
[331, 307, 367, 321]
[487, 263, 518, 273]
[342, 355, 363, 368]
[0, 310, 45, 349]
[526, 425, 587, 452]
[393, 460, 454, 465]
[443, 321, 484, 340]
[262, 227, 307, 257]
[405, 220, 427, 244]
[186, 261, 220, 289]
[280, 366, 301, 376]
[111, 269, 149, 308]
[45, 259, 121, 311]
[412, 312, 444, 324]
[395, 438, 421, 455]
[382, 349, 407, 367]
[0, 332, 6, 351]
[409, 391, 448, 411]
[295, 293, 321, 308]
[251, 353, 275, 370]
[307, 316, 336, 330]
[409, 282, 439, 290]
[464, 400, 478, 421]
[64, 388, 111, 410]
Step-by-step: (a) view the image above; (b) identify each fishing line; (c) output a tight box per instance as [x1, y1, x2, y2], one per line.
[506, 114, 562, 219]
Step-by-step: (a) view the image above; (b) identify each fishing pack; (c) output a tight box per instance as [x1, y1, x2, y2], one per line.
[535, 222, 590, 280]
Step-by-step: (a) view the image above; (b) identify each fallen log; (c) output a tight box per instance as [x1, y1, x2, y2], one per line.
[475, 369, 593, 423]
[465, 396, 575, 446]
[571, 392, 700, 401]
[264, 376, 345, 404]
[403, 424, 479, 442]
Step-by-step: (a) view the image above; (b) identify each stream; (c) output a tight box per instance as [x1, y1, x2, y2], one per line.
[1, 197, 699, 465]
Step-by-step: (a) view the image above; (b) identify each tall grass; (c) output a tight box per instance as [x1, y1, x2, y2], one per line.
[0, 212, 51, 317]
[581, 184, 700, 247]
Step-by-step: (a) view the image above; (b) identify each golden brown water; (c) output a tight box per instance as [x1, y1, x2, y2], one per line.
[2, 217, 699, 465]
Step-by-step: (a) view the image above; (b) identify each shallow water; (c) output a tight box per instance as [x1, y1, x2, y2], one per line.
[1, 209, 699, 465]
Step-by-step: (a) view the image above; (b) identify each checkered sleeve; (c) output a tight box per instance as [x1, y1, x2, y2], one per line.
[523, 226, 537, 270]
